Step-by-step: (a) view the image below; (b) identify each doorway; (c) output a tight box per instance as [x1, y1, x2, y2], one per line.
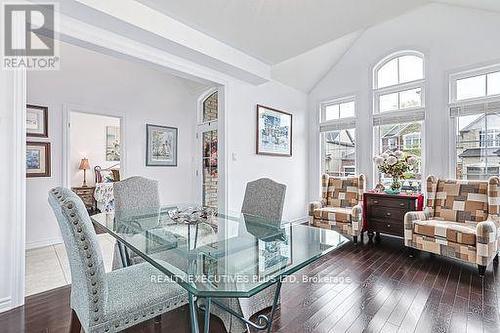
[197, 89, 219, 209]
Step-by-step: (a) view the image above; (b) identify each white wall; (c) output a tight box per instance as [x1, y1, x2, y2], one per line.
[308, 3, 500, 199]
[226, 80, 308, 222]
[69, 112, 120, 187]
[26, 42, 202, 248]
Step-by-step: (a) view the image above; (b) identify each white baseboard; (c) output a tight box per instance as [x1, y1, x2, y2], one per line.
[0, 297, 12, 314]
[26, 237, 63, 250]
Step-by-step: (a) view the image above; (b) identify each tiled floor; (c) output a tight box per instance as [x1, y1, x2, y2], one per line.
[25, 234, 116, 296]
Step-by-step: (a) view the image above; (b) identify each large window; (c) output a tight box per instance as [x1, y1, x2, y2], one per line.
[451, 65, 500, 180]
[320, 97, 356, 177]
[373, 51, 425, 192]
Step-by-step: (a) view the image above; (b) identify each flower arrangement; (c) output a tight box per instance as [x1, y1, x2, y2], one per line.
[373, 151, 418, 193]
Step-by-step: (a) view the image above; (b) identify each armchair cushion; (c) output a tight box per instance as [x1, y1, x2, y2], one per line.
[313, 207, 352, 223]
[413, 219, 477, 246]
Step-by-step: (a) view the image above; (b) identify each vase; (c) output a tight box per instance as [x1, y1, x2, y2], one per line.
[390, 177, 402, 192]
[384, 177, 401, 195]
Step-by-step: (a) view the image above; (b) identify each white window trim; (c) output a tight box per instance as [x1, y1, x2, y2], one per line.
[373, 50, 425, 89]
[320, 95, 356, 123]
[449, 63, 500, 104]
[372, 51, 426, 189]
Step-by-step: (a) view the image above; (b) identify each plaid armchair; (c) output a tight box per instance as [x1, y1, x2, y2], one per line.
[309, 174, 365, 243]
[404, 175, 500, 275]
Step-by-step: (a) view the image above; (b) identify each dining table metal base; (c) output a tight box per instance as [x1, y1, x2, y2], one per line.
[194, 281, 283, 333]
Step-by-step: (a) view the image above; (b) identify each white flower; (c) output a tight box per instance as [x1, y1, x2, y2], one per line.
[373, 156, 385, 165]
[394, 150, 404, 158]
[407, 156, 418, 165]
[381, 153, 389, 159]
[387, 156, 398, 166]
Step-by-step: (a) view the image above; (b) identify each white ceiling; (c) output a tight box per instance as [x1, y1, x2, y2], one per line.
[271, 31, 362, 92]
[135, 0, 429, 65]
[434, 0, 500, 13]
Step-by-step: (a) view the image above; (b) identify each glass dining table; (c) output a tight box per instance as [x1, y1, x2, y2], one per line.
[90, 205, 348, 333]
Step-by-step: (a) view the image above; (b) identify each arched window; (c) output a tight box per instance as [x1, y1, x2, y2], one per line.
[374, 51, 424, 113]
[373, 51, 425, 192]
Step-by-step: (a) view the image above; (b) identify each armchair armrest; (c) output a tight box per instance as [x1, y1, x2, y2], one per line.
[403, 208, 432, 247]
[476, 215, 499, 266]
[309, 201, 323, 217]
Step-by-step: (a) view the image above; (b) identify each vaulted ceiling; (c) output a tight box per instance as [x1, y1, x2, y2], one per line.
[66, 0, 500, 92]
[135, 0, 430, 65]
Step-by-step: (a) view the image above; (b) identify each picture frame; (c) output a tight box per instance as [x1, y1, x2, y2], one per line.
[26, 104, 48, 138]
[146, 124, 178, 167]
[26, 142, 51, 178]
[256, 104, 292, 156]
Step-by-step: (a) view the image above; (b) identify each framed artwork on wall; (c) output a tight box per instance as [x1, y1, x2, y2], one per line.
[26, 142, 51, 178]
[106, 126, 120, 161]
[146, 124, 178, 167]
[26, 104, 48, 138]
[256, 104, 292, 156]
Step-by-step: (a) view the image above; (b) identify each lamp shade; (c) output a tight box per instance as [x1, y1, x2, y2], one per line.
[79, 158, 90, 170]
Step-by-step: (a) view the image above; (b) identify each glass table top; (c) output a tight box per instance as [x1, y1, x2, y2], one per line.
[90, 205, 349, 297]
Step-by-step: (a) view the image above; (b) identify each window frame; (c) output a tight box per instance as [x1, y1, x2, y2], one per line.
[320, 95, 356, 123]
[449, 64, 500, 179]
[319, 95, 358, 177]
[372, 51, 426, 191]
[373, 51, 426, 115]
[449, 64, 500, 104]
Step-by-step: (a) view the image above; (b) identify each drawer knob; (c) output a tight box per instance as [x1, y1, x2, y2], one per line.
[373, 200, 379, 204]
[400, 203, 405, 207]
[386, 212, 392, 216]
[387, 224, 391, 228]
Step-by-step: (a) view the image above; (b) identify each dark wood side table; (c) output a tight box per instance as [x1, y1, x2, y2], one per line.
[71, 186, 97, 215]
[363, 192, 424, 242]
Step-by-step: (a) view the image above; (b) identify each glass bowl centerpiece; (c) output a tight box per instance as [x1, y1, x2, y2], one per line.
[373, 151, 418, 194]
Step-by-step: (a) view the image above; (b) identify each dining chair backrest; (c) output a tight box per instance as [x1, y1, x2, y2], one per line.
[48, 187, 107, 329]
[113, 176, 160, 221]
[241, 178, 286, 224]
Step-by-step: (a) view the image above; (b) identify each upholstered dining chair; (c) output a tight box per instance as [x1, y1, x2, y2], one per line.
[48, 187, 188, 333]
[210, 178, 287, 333]
[404, 176, 500, 275]
[112, 176, 161, 269]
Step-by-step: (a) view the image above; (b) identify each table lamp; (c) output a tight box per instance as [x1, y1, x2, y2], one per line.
[79, 158, 90, 187]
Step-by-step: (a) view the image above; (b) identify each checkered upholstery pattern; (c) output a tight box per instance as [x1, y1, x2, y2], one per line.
[309, 174, 365, 238]
[404, 175, 500, 268]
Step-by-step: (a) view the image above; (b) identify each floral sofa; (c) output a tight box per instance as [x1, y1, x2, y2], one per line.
[309, 174, 365, 243]
[404, 175, 500, 275]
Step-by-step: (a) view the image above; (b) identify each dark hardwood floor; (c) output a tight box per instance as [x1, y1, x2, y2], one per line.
[1, 237, 498, 333]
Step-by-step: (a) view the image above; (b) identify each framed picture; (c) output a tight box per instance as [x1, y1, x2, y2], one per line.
[146, 124, 178, 167]
[106, 126, 120, 161]
[26, 104, 48, 138]
[256, 104, 292, 156]
[26, 142, 51, 178]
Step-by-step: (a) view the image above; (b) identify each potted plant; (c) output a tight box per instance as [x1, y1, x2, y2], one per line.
[373, 151, 418, 194]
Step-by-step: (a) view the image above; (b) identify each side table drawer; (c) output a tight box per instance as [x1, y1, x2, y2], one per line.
[371, 218, 403, 237]
[367, 197, 410, 209]
[370, 206, 406, 221]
